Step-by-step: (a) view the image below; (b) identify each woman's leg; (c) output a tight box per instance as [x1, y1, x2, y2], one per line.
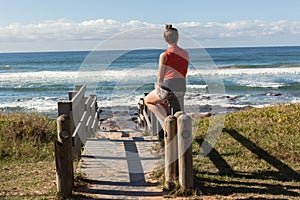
[144, 90, 167, 125]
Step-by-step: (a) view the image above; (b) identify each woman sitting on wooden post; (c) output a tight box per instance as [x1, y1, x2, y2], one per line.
[144, 24, 189, 126]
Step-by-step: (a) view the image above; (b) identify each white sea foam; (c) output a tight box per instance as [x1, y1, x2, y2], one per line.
[187, 84, 208, 89]
[2, 66, 300, 85]
[0, 71, 77, 85]
[188, 67, 300, 76]
[1, 66, 300, 115]
[0, 97, 57, 113]
[0, 69, 157, 85]
[0, 67, 295, 87]
[292, 99, 300, 104]
[236, 80, 286, 88]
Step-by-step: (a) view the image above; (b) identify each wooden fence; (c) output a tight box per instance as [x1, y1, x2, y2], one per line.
[137, 93, 193, 189]
[137, 93, 163, 137]
[54, 85, 99, 197]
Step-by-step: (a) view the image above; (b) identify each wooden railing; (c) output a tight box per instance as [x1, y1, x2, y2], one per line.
[54, 85, 99, 197]
[137, 93, 162, 137]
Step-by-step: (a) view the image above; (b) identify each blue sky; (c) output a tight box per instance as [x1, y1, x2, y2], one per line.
[1, 0, 300, 52]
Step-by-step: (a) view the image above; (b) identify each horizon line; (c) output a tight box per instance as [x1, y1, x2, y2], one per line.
[1, 44, 300, 54]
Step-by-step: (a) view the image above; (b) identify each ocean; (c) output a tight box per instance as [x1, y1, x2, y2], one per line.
[1, 46, 300, 117]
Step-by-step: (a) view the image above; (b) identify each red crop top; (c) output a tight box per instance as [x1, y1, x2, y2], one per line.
[164, 46, 189, 80]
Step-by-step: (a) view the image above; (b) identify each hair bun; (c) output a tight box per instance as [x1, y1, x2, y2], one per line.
[166, 24, 172, 29]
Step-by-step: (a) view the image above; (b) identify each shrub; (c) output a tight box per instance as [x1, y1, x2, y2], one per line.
[0, 112, 56, 161]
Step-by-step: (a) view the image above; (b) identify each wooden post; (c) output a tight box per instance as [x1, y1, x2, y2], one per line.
[176, 112, 193, 189]
[164, 115, 178, 189]
[55, 114, 74, 197]
[150, 110, 157, 135]
[157, 118, 164, 140]
[137, 98, 144, 129]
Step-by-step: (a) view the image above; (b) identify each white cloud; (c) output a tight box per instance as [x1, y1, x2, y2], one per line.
[0, 19, 162, 42]
[177, 20, 300, 40]
[0, 19, 300, 51]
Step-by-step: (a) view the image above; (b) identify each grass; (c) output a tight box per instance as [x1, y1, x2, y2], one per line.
[0, 112, 58, 199]
[156, 103, 300, 199]
[0, 161, 57, 199]
[1, 103, 300, 199]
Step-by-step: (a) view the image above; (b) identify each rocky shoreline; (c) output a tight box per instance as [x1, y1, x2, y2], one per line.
[97, 104, 253, 132]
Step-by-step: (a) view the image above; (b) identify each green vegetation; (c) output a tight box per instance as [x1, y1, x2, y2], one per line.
[1, 103, 300, 199]
[158, 103, 300, 199]
[0, 112, 57, 199]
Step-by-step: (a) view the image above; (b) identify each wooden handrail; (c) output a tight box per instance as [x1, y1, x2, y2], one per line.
[55, 85, 99, 197]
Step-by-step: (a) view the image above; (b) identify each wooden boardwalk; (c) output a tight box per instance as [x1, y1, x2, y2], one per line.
[76, 129, 164, 199]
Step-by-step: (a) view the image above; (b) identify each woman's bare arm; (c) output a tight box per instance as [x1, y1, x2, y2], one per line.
[157, 52, 167, 87]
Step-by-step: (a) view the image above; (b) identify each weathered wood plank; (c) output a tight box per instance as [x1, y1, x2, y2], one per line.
[86, 115, 93, 137]
[72, 85, 86, 111]
[90, 97, 96, 109]
[85, 96, 93, 113]
[91, 112, 98, 133]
